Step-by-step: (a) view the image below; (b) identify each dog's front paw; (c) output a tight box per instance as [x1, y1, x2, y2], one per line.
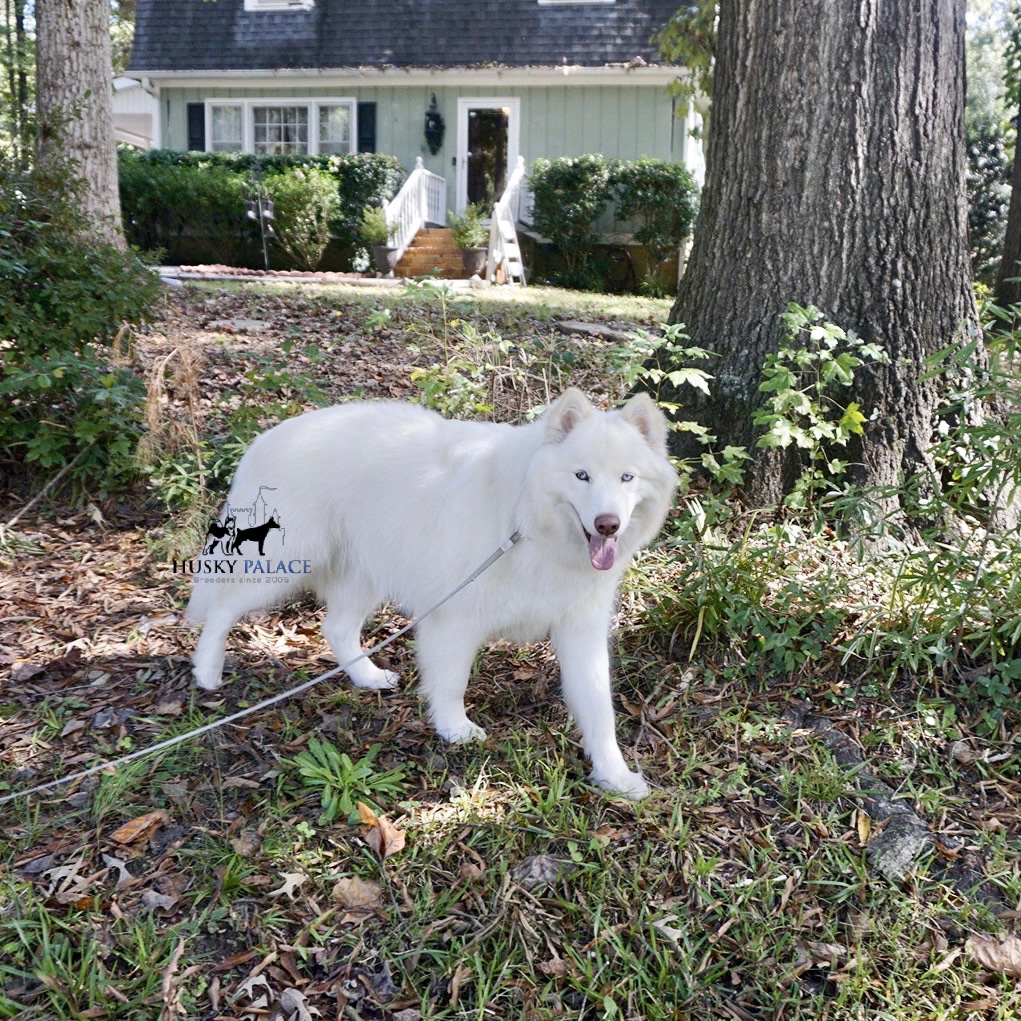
[435, 717, 488, 744]
[194, 669, 224, 691]
[591, 768, 650, 801]
[349, 664, 401, 690]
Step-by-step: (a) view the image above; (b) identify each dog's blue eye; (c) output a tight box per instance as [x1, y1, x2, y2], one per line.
[575, 470, 590, 482]
[621, 473, 634, 482]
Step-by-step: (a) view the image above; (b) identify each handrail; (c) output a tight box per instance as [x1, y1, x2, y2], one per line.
[487, 155, 528, 284]
[382, 156, 447, 264]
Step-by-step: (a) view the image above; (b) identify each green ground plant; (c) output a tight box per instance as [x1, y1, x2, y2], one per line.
[291, 741, 407, 823]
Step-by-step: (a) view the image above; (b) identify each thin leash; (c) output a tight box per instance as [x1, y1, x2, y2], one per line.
[0, 531, 523, 810]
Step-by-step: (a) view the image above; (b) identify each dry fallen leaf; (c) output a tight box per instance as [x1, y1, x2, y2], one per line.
[458, 862, 483, 882]
[448, 963, 471, 1010]
[856, 810, 871, 845]
[109, 810, 170, 846]
[101, 853, 135, 891]
[230, 830, 263, 858]
[276, 987, 321, 1021]
[142, 889, 179, 912]
[331, 875, 383, 915]
[511, 854, 576, 891]
[357, 802, 406, 861]
[268, 872, 308, 900]
[965, 934, 1021, 977]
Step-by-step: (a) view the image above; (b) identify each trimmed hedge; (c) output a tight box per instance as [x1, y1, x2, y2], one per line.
[118, 149, 404, 268]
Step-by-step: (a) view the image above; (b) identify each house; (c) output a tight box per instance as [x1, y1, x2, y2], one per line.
[112, 76, 159, 149]
[127, 0, 701, 280]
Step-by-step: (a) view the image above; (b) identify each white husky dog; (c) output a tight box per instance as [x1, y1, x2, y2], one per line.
[187, 389, 675, 798]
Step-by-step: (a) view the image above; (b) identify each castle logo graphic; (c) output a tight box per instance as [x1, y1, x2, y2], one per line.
[172, 486, 311, 580]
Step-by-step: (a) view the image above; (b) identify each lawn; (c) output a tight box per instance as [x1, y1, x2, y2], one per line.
[0, 280, 1018, 1021]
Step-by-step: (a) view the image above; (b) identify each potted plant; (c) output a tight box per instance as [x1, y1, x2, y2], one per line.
[359, 206, 399, 275]
[448, 202, 490, 277]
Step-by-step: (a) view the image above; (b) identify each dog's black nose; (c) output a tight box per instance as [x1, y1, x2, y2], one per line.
[595, 514, 620, 536]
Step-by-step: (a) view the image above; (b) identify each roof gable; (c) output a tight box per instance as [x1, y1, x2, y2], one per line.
[129, 0, 680, 74]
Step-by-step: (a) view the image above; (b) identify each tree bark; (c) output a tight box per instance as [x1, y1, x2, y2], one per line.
[995, 102, 1021, 310]
[664, 0, 978, 508]
[35, 0, 124, 248]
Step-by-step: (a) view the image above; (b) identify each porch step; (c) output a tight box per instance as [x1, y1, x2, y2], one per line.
[396, 227, 465, 279]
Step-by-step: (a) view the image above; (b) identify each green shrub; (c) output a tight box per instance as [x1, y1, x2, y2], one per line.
[529, 155, 614, 280]
[263, 166, 340, 270]
[612, 158, 699, 259]
[0, 155, 161, 493]
[358, 205, 396, 247]
[118, 149, 403, 266]
[447, 202, 489, 249]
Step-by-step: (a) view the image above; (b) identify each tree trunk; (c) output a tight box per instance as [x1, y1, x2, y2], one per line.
[664, 0, 978, 508]
[35, 0, 124, 248]
[2, 0, 29, 164]
[995, 101, 1021, 310]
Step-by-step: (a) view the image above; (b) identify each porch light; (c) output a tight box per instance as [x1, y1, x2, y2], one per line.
[424, 94, 445, 155]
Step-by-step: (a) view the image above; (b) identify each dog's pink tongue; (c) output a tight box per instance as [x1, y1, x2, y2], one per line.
[588, 534, 617, 571]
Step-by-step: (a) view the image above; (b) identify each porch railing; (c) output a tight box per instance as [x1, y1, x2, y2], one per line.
[382, 156, 447, 263]
[486, 155, 528, 285]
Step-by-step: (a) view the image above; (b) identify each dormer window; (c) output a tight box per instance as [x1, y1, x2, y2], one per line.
[243, 0, 313, 12]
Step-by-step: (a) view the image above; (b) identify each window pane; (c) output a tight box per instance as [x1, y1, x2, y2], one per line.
[210, 105, 243, 152]
[319, 104, 351, 154]
[252, 105, 309, 154]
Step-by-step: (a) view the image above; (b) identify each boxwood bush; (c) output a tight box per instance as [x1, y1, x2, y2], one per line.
[528, 155, 700, 291]
[118, 149, 404, 268]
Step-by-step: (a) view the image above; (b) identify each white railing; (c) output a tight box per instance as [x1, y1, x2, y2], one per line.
[487, 155, 528, 284]
[382, 156, 447, 263]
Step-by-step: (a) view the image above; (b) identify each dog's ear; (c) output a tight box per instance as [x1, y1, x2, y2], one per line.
[620, 392, 669, 454]
[545, 388, 594, 444]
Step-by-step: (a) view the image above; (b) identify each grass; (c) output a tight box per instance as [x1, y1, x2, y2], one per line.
[0, 281, 1018, 1020]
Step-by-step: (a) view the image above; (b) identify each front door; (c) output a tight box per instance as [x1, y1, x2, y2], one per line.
[456, 98, 519, 212]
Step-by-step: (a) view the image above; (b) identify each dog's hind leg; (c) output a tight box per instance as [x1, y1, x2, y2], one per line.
[193, 603, 243, 690]
[414, 614, 486, 743]
[190, 580, 276, 690]
[322, 578, 400, 690]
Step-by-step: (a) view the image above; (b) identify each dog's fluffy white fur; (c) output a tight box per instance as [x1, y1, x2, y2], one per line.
[187, 389, 676, 798]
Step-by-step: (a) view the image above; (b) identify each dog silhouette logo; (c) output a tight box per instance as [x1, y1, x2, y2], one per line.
[203, 513, 236, 555]
[230, 516, 280, 556]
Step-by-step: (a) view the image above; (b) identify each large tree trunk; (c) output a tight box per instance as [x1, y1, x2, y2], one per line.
[665, 0, 978, 508]
[35, 0, 124, 248]
[995, 101, 1021, 310]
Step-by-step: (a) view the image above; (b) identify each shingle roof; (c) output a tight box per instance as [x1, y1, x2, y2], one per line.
[129, 0, 679, 73]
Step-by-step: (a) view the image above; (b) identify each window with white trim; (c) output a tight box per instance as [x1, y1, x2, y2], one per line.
[253, 105, 308, 154]
[210, 104, 243, 152]
[318, 104, 352, 154]
[205, 100, 357, 155]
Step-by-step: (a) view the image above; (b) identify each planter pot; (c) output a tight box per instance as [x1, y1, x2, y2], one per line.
[461, 246, 488, 278]
[371, 245, 400, 276]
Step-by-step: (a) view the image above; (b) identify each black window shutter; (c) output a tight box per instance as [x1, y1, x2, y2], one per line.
[357, 102, 376, 153]
[187, 104, 205, 151]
